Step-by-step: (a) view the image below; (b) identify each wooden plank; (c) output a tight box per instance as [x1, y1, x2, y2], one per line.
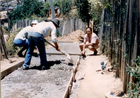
[138, 0, 140, 55]
[123, 0, 130, 93]
[63, 57, 80, 98]
[0, 19, 8, 60]
[1, 61, 24, 79]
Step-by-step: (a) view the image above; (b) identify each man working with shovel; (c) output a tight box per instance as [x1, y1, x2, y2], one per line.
[22, 19, 60, 70]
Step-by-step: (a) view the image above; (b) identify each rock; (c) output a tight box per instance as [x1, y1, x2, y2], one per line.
[105, 92, 122, 98]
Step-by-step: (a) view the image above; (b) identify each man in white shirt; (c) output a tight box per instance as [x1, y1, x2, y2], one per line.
[23, 19, 60, 70]
[14, 20, 38, 57]
[79, 27, 100, 56]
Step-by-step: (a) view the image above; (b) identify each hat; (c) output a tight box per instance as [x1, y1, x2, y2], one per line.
[51, 19, 60, 27]
[31, 20, 38, 24]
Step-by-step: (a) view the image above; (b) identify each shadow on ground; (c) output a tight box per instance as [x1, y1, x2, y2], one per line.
[29, 60, 73, 70]
[87, 54, 101, 56]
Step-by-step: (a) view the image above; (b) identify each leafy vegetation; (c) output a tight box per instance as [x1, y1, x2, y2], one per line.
[75, 0, 92, 26]
[9, 0, 43, 28]
[126, 56, 140, 98]
[90, 2, 104, 31]
[41, 2, 50, 17]
[8, 0, 73, 29]
[6, 28, 23, 55]
[61, 0, 72, 15]
[53, 1, 61, 8]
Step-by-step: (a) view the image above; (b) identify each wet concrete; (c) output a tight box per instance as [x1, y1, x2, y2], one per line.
[1, 55, 79, 98]
[46, 43, 81, 55]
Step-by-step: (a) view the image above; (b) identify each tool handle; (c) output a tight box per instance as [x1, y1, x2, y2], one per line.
[44, 39, 56, 48]
[44, 39, 65, 54]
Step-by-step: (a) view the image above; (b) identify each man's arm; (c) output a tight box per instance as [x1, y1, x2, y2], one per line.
[50, 27, 60, 51]
[82, 41, 86, 54]
[44, 38, 60, 51]
[85, 42, 96, 46]
[54, 42, 60, 51]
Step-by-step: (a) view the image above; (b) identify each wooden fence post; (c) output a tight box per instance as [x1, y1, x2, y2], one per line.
[0, 20, 8, 60]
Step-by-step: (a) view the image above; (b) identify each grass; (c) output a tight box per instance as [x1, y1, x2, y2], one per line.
[6, 28, 23, 56]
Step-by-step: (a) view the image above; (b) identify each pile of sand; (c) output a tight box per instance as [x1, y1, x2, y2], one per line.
[57, 30, 85, 42]
[46, 30, 85, 43]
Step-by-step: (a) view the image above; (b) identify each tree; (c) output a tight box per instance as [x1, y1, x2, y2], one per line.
[61, 0, 72, 15]
[50, 0, 55, 19]
[41, 2, 50, 17]
[53, 1, 61, 8]
[75, 0, 92, 26]
[9, 0, 43, 28]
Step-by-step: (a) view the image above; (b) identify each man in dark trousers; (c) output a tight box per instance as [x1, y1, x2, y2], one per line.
[22, 19, 60, 70]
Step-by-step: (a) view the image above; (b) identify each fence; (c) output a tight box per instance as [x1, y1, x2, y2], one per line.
[11, 19, 86, 36]
[98, 0, 139, 92]
[0, 20, 8, 60]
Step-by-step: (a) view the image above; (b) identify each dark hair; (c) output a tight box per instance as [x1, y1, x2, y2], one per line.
[86, 27, 92, 32]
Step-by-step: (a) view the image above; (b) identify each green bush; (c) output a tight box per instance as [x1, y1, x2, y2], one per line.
[2, 25, 8, 34]
[41, 2, 50, 17]
[61, 0, 72, 15]
[9, 0, 43, 28]
[75, 0, 92, 26]
[126, 56, 140, 98]
[6, 28, 23, 55]
[90, 2, 104, 31]
[54, 1, 61, 7]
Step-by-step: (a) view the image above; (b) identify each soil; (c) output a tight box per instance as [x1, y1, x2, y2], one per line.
[45, 30, 85, 43]
[70, 49, 123, 98]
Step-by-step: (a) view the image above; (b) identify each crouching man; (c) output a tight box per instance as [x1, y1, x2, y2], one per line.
[14, 20, 38, 57]
[79, 27, 100, 56]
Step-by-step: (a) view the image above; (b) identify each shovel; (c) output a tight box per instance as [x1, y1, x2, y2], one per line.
[45, 39, 73, 64]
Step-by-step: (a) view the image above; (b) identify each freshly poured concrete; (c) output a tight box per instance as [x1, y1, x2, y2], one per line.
[46, 42, 81, 55]
[1, 55, 79, 98]
[1, 42, 81, 98]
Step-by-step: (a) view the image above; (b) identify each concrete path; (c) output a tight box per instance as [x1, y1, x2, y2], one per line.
[46, 42, 81, 55]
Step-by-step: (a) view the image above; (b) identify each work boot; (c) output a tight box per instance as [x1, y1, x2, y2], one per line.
[18, 46, 28, 57]
[17, 52, 24, 57]
[22, 64, 29, 70]
[81, 54, 86, 59]
[32, 52, 39, 57]
[41, 65, 50, 70]
[94, 50, 98, 55]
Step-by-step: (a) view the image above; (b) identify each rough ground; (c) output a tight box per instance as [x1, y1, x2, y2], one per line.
[70, 49, 123, 98]
[1, 55, 78, 98]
